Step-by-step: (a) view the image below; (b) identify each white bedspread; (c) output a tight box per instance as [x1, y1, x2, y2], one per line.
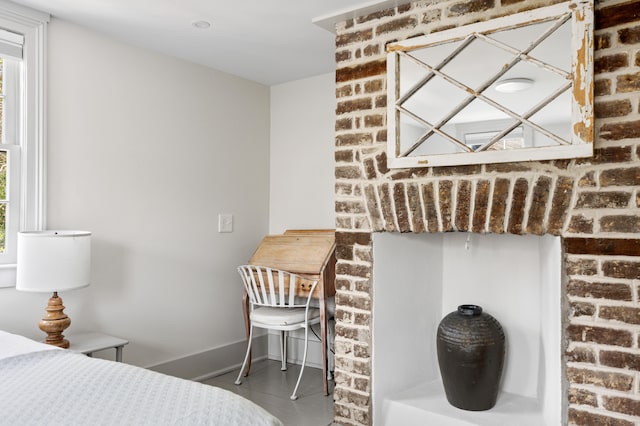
[0, 329, 59, 360]
[0, 331, 283, 426]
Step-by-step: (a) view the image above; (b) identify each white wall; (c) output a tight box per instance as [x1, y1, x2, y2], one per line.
[269, 73, 335, 234]
[267, 73, 337, 365]
[0, 18, 270, 369]
[372, 232, 444, 419]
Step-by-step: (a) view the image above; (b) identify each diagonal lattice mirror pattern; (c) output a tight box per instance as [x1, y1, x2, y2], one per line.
[387, 1, 594, 168]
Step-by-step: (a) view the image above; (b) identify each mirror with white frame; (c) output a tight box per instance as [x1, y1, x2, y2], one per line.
[386, 1, 594, 168]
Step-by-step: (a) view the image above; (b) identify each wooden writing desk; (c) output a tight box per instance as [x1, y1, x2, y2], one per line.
[246, 229, 336, 396]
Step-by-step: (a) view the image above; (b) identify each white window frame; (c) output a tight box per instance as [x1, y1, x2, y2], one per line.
[0, 1, 48, 287]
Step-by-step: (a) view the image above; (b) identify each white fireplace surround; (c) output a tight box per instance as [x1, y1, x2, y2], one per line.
[372, 232, 562, 425]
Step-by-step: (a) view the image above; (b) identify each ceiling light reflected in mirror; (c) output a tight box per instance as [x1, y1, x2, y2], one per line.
[494, 78, 534, 93]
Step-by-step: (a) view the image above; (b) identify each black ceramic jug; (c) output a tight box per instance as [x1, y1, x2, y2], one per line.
[436, 304, 505, 411]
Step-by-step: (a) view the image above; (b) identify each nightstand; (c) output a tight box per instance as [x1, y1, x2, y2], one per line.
[67, 331, 129, 362]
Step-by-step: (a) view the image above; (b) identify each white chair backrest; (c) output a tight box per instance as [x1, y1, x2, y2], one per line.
[238, 265, 319, 309]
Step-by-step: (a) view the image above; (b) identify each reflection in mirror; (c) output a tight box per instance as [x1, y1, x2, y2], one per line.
[387, 1, 594, 168]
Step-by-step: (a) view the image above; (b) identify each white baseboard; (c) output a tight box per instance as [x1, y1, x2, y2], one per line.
[267, 330, 334, 371]
[148, 328, 333, 382]
[148, 335, 268, 381]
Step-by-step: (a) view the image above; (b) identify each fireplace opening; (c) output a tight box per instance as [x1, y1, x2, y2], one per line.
[372, 232, 563, 425]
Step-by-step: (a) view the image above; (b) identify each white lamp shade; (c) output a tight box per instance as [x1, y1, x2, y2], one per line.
[16, 231, 91, 293]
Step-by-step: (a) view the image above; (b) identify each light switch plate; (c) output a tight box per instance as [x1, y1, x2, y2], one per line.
[218, 214, 233, 233]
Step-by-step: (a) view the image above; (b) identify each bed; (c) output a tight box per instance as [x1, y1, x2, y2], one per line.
[0, 330, 283, 426]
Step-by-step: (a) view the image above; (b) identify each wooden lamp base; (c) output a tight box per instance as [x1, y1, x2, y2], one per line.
[38, 291, 72, 348]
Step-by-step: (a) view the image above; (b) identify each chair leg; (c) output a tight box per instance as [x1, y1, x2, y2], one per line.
[235, 326, 254, 385]
[290, 326, 310, 400]
[280, 330, 288, 371]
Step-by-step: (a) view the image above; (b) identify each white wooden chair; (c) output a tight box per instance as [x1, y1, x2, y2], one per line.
[235, 264, 320, 400]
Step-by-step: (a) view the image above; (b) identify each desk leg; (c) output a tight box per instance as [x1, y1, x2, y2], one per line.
[116, 346, 123, 362]
[242, 290, 252, 376]
[320, 293, 329, 396]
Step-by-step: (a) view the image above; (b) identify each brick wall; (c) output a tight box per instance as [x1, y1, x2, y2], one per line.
[333, 0, 640, 425]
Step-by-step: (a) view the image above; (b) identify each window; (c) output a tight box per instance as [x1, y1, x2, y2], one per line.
[0, 4, 48, 287]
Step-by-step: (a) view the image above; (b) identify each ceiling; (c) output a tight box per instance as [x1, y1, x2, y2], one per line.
[6, 0, 404, 86]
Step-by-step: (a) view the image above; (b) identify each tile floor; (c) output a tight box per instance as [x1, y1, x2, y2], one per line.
[202, 359, 334, 426]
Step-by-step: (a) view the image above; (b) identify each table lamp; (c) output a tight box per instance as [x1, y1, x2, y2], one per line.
[16, 230, 91, 348]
